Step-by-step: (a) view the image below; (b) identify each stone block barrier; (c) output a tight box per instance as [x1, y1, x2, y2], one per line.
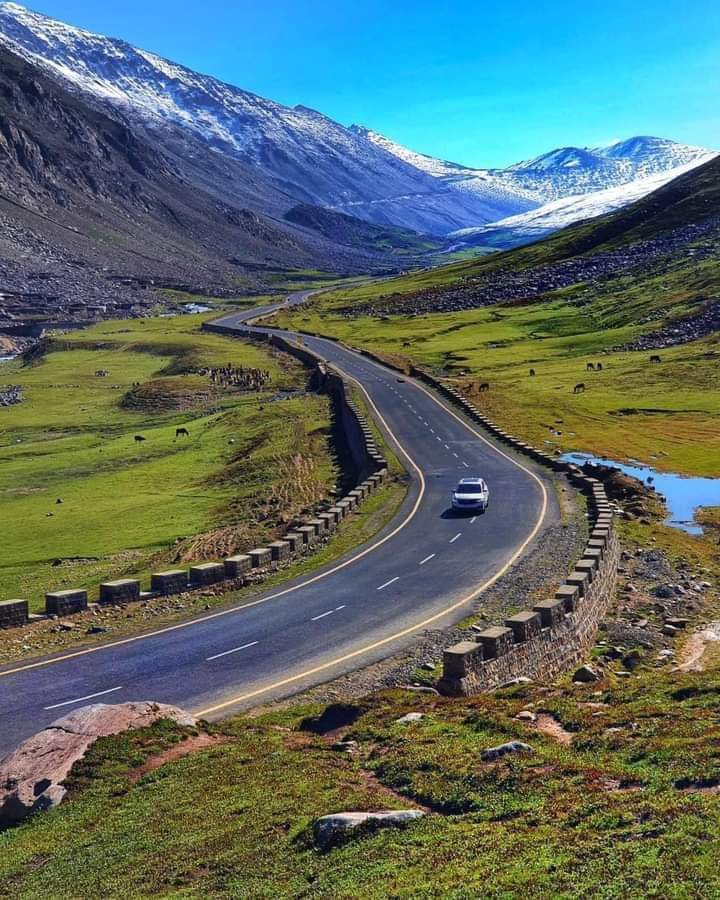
[45, 589, 88, 616]
[151, 571, 189, 597]
[0, 600, 29, 629]
[99, 579, 141, 605]
[189, 563, 226, 587]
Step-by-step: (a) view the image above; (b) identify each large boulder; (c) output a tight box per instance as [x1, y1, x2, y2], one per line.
[314, 810, 425, 850]
[0, 701, 196, 826]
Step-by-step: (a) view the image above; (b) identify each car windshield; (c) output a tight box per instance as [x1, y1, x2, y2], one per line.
[455, 483, 483, 494]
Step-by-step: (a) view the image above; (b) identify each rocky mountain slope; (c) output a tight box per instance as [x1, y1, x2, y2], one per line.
[0, 2, 534, 235]
[0, 1, 714, 268]
[0, 44, 405, 328]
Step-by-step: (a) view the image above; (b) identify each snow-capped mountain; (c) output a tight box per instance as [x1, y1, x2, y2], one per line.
[0, 2, 533, 234]
[0, 3, 714, 243]
[349, 126, 715, 235]
[500, 138, 715, 202]
[448, 159, 711, 250]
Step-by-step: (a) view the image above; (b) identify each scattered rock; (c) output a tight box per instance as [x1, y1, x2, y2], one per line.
[313, 810, 425, 850]
[331, 741, 359, 753]
[665, 617, 689, 629]
[516, 710, 537, 723]
[0, 702, 196, 826]
[480, 740, 534, 762]
[395, 713, 424, 725]
[573, 665, 599, 683]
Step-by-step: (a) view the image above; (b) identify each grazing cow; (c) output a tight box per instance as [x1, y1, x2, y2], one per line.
[573, 383, 586, 394]
[529, 369, 536, 377]
[479, 382, 490, 392]
[597, 362, 603, 371]
[587, 362, 595, 371]
[650, 355, 662, 363]
[134, 435, 147, 444]
[402, 341, 412, 348]
[176, 427, 190, 438]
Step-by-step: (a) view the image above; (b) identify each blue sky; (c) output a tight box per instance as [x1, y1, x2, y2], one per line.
[20, 0, 720, 167]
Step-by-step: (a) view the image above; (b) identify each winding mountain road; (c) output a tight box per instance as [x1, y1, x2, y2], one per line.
[0, 293, 551, 755]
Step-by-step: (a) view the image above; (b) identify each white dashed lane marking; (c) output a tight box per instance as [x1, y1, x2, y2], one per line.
[206, 641, 259, 661]
[44, 685, 123, 711]
[419, 554, 436, 566]
[377, 576, 400, 591]
[449, 533, 462, 544]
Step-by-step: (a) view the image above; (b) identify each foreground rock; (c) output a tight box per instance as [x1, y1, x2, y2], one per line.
[314, 810, 425, 850]
[573, 664, 600, 683]
[0, 701, 196, 826]
[481, 740, 534, 762]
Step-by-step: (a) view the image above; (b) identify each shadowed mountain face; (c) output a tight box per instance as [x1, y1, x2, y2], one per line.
[0, 2, 536, 235]
[0, 46, 422, 325]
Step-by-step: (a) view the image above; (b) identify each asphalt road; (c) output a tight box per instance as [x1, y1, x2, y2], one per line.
[0, 292, 550, 755]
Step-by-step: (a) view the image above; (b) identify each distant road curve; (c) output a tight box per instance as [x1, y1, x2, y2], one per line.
[0, 292, 550, 755]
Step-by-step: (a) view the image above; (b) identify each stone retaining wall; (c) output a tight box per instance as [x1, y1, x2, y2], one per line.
[415, 372, 620, 695]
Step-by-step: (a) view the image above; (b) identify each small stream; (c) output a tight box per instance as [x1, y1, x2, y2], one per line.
[563, 452, 720, 535]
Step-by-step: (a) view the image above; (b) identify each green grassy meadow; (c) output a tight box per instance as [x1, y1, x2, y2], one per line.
[0, 315, 336, 610]
[278, 256, 720, 477]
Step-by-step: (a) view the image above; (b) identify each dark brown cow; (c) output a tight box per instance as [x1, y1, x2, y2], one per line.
[573, 383, 586, 394]
[479, 382, 490, 392]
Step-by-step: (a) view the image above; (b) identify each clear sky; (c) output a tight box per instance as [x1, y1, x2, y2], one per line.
[19, 0, 720, 167]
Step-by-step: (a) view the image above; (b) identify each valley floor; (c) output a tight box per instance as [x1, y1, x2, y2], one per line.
[0, 313, 337, 612]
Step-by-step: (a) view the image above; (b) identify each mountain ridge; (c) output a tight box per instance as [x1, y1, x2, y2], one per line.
[0, 2, 715, 247]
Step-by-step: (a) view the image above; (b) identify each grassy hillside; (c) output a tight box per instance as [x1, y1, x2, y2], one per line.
[277, 158, 720, 477]
[0, 315, 336, 611]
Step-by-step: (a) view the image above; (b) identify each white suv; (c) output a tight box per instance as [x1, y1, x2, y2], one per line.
[451, 477, 489, 513]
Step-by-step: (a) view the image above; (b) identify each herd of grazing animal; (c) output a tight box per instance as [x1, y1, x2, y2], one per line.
[201, 363, 270, 391]
[472, 355, 664, 398]
[134, 427, 190, 445]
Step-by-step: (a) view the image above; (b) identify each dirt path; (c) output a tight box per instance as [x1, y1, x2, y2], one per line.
[675, 622, 720, 673]
[129, 733, 229, 784]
